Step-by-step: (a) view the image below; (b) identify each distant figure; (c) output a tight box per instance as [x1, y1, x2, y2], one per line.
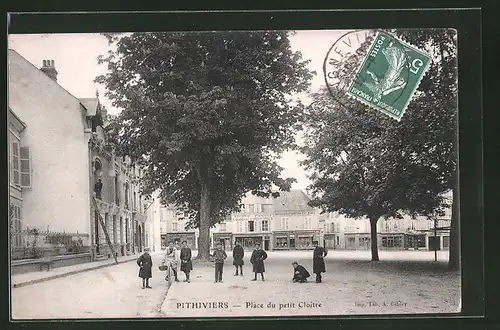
[250, 243, 267, 281]
[94, 179, 103, 200]
[211, 242, 227, 283]
[179, 240, 192, 283]
[137, 247, 153, 289]
[292, 261, 310, 283]
[232, 241, 244, 276]
[312, 241, 328, 283]
[161, 241, 179, 282]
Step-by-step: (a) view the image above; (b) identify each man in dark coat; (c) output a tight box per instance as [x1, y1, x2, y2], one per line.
[292, 261, 311, 283]
[137, 247, 153, 289]
[250, 243, 267, 281]
[232, 241, 244, 276]
[312, 241, 328, 283]
[180, 240, 193, 283]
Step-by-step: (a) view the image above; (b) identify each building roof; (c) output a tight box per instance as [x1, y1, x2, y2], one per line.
[8, 106, 27, 130]
[79, 98, 100, 117]
[272, 190, 315, 212]
[8, 50, 100, 118]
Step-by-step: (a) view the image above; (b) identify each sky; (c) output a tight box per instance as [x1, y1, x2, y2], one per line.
[8, 30, 346, 191]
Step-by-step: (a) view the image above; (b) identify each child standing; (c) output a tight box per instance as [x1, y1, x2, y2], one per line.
[232, 241, 244, 276]
[137, 247, 153, 289]
[211, 243, 227, 283]
[250, 243, 267, 281]
[180, 240, 193, 283]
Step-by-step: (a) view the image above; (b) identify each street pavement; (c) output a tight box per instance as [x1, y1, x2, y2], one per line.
[11, 253, 169, 319]
[162, 250, 460, 317]
[11, 250, 460, 319]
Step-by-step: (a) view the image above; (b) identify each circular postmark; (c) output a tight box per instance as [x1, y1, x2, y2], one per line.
[322, 29, 417, 117]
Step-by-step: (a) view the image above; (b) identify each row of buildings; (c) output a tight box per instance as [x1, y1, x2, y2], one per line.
[150, 189, 452, 252]
[7, 48, 452, 263]
[8, 50, 152, 262]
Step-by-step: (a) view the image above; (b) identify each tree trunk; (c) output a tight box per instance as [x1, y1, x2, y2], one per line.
[369, 216, 380, 261]
[197, 178, 211, 261]
[448, 185, 460, 270]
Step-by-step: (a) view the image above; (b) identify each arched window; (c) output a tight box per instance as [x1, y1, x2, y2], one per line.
[93, 158, 102, 177]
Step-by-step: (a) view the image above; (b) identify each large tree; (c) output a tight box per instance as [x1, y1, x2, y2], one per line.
[302, 29, 457, 264]
[95, 31, 314, 260]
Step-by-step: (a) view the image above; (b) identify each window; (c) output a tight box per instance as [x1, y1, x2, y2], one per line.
[114, 174, 120, 205]
[359, 237, 370, 247]
[238, 221, 243, 233]
[382, 236, 402, 248]
[298, 236, 313, 248]
[417, 235, 426, 247]
[304, 218, 310, 229]
[248, 204, 254, 213]
[20, 147, 31, 188]
[336, 236, 340, 245]
[124, 183, 129, 208]
[248, 220, 255, 232]
[172, 222, 178, 231]
[220, 223, 226, 231]
[11, 142, 20, 185]
[113, 215, 117, 244]
[275, 237, 287, 248]
[262, 220, 269, 231]
[10, 203, 22, 247]
[281, 217, 289, 230]
[330, 223, 335, 232]
[120, 217, 124, 243]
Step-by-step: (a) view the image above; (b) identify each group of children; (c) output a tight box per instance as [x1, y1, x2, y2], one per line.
[136, 240, 328, 287]
[211, 241, 268, 283]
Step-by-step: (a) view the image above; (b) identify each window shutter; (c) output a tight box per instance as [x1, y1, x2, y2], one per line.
[20, 147, 31, 188]
[12, 142, 20, 185]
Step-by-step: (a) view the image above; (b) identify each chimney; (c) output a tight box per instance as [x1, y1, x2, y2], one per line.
[40, 59, 58, 82]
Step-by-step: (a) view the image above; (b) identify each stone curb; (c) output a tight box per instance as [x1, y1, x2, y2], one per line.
[12, 253, 161, 289]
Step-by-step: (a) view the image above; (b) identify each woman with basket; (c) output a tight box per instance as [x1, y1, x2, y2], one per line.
[160, 241, 179, 282]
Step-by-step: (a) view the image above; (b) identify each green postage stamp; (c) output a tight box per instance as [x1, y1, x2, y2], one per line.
[346, 31, 431, 121]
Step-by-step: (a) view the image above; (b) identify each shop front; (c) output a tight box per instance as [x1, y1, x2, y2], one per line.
[404, 233, 427, 250]
[343, 233, 370, 250]
[213, 232, 233, 251]
[379, 233, 405, 250]
[165, 232, 196, 249]
[295, 230, 320, 250]
[234, 234, 264, 251]
[272, 230, 320, 250]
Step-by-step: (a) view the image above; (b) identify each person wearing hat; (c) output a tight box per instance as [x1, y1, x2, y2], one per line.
[137, 247, 153, 289]
[179, 240, 193, 283]
[292, 261, 311, 283]
[250, 242, 267, 281]
[312, 241, 328, 283]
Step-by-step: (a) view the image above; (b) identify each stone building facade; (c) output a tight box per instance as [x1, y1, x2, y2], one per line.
[8, 49, 150, 261]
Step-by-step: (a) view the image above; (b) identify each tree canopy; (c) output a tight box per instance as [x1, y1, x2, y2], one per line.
[95, 31, 315, 258]
[301, 29, 457, 262]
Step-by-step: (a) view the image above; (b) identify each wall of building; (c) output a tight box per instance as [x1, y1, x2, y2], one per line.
[8, 50, 91, 241]
[8, 110, 26, 249]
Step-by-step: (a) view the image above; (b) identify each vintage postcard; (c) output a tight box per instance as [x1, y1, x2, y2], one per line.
[8, 26, 460, 319]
